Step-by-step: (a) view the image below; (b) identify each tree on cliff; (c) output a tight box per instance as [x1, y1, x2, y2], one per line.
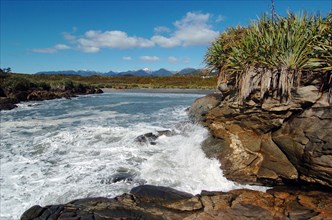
[205, 12, 332, 103]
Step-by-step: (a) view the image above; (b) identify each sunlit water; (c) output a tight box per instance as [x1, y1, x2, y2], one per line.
[0, 92, 266, 219]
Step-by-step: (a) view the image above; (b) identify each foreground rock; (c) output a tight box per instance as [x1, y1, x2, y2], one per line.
[190, 86, 332, 188]
[21, 185, 332, 220]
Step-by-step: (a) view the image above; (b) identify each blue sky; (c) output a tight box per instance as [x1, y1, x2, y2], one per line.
[1, 0, 331, 74]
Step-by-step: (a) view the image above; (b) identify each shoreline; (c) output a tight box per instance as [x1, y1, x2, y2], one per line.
[102, 88, 216, 95]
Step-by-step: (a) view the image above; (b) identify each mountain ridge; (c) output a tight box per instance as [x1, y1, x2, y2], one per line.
[36, 68, 199, 77]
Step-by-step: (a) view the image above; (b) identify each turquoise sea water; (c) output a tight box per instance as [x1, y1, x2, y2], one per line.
[0, 92, 265, 219]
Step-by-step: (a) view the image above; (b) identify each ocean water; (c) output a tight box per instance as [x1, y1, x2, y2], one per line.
[0, 92, 266, 219]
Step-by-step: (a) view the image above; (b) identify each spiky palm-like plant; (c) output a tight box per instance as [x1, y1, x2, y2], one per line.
[309, 13, 332, 92]
[206, 12, 328, 104]
[204, 26, 246, 89]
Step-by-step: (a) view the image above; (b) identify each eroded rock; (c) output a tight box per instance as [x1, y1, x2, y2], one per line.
[190, 86, 332, 188]
[21, 185, 332, 220]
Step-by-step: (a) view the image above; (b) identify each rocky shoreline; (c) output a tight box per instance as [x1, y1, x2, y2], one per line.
[19, 84, 332, 219]
[0, 87, 103, 111]
[21, 185, 331, 220]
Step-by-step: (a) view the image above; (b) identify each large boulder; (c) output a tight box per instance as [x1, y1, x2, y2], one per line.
[191, 86, 332, 188]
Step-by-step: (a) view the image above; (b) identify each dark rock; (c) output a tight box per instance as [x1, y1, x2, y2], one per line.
[135, 130, 174, 145]
[21, 187, 332, 220]
[96, 88, 103, 94]
[21, 205, 45, 220]
[109, 172, 134, 183]
[130, 185, 193, 204]
[0, 87, 6, 97]
[9, 91, 29, 101]
[0, 97, 17, 110]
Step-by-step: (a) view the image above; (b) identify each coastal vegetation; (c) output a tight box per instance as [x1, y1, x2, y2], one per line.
[1, 72, 216, 91]
[0, 72, 103, 110]
[205, 12, 331, 103]
[0, 72, 216, 110]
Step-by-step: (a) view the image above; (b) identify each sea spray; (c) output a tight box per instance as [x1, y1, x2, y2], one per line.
[0, 92, 267, 219]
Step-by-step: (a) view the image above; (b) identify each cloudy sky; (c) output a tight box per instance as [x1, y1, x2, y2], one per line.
[1, 0, 330, 73]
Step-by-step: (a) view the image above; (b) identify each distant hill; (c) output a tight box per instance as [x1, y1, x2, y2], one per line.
[150, 68, 174, 76]
[36, 68, 198, 77]
[177, 68, 197, 75]
[37, 70, 104, 76]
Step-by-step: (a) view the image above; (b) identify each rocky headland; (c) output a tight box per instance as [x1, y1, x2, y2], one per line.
[190, 86, 332, 189]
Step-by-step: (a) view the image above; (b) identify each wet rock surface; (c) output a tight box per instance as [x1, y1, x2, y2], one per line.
[135, 130, 175, 145]
[190, 86, 332, 188]
[21, 185, 332, 220]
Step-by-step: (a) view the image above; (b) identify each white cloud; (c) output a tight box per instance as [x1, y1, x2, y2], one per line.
[32, 44, 70, 54]
[54, 44, 70, 50]
[63, 27, 78, 41]
[154, 26, 171, 33]
[76, 30, 155, 52]
[152, 12, 219, 48]
[168, 56, 178, 64]
[56, 11, 219, 53]
[140, 56, 160, 62]
[151, 35, 180, 48]
[32, 48, 57, 54]
[122, 56, 132, 61]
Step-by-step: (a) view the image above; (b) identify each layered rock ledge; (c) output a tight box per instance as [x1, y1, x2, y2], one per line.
[21, 185, 332, 220]
[190, 86, 332, 188]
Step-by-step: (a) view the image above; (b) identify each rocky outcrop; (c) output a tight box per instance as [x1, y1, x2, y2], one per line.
[0, 97, 18, 110]
[0, 88, 103, 111]
[21, 185, 332, 220]
[135, 130, 175, 145]
[190, 86, 332, 188]
[27, 90, 71, 101]
[272, 92, 332, 187]
[188, 93, 223, 122]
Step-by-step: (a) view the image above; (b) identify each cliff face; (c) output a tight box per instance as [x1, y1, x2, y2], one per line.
[190, 86, 332, 188]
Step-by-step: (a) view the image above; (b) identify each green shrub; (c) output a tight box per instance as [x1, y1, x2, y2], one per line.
[2, 76, 36, 91]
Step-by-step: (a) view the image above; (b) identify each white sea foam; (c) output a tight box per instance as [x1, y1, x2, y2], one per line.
[0, 92, 267, 219]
